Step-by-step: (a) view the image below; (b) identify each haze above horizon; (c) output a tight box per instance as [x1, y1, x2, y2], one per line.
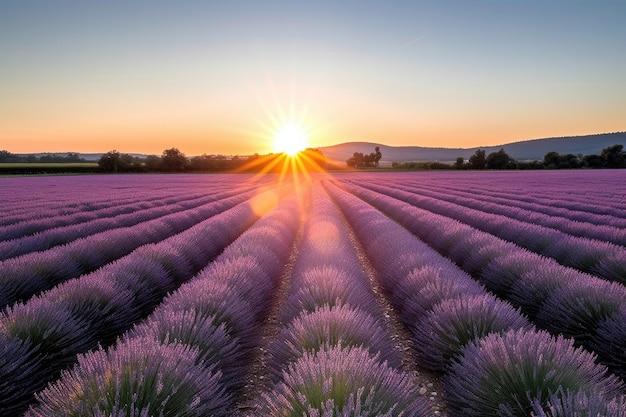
[1, 1, 625, 156]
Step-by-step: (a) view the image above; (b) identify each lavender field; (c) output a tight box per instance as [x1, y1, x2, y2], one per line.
[1, 171, 626, 416]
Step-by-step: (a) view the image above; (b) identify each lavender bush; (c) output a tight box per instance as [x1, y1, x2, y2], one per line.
[444, 329, 624, 417]
[257, 345, 430, 417]
[26, 337, 230, 417]
[268, 304, 402, 379]
[529, 388, 626, 417]
[535, 279, 626, 345]
[412, 295, 531, 372]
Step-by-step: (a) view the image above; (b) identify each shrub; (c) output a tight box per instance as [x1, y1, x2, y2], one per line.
[396, 268, 485, 323]
[589, 310, 626, 380]
[268, 304, 401, 379]
[128, 308, 246, 388]
[592, 253, 626, 285]
[480, 251, 541, 297]
[104, 256, 173, 315]
[257, 345, 430, 417]
[412, 295, 531, 372]
[535, 279, 626, 345]
[529, 388, 626, 417]
[1, 298, 94, 367]
[133, 243, 195, 284]
[456, 236, 514, 276]
[444, 329, 624, 417]
[0, 334, 46, 416]
[27, 338, 230, 417]
[165, 279, 257, 345]
[281, 266, 378, 323]
[46, 275, 138, 344]
[507, 266, 582, 320]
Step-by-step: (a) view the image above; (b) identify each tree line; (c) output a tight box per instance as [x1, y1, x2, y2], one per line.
[390, 144, 626, 170]
[0, 151, 87, 164]
[346, 147, 383, 168]
[98, 148, 328, 173]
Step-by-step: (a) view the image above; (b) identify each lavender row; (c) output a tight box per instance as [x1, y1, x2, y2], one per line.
[0, 186, 256, 260]
[0, 174, 273, 226]
[378, 179, 626, 243]
[401, 178, 626, 228]
[323, 182, 526, 371]
[324, 180, 625, 416]
[0, 187, 283, 417]
[26, 186, 302, 417]
[0, 185, 238, 243]
[337, 180, 626, 382]
[351, 180, 626, 284]
[255, 184, 430, 416]
[401, 170, 626, 214]
[405, 171, 626, 215]
[0, 190, 256, 309]
[0, 182, 195, 226]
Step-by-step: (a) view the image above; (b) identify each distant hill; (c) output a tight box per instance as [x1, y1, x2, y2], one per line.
[319, 132, 626, 164]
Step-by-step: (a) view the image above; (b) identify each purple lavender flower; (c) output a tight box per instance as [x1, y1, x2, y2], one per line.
[257, 345, 431, 416]
[589, 310, 626, 380]
[444, 329, 624, 417]
[281, 266, 379, 324]
[395, 267, 485, 323]
[27, 337, 230, 417]
[529, 388, 626, 417]
[128, 308, 247, 389]
[268, 304, 402, 379]
[412, 295, 531, 372]
[535, 278, 626, 345]
[0, 334, 46, 416]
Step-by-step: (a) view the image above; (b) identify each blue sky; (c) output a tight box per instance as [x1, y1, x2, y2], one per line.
[1, 1, 624, 155]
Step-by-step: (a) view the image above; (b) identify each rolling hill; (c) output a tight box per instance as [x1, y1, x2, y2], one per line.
[319, 132, 626, 164]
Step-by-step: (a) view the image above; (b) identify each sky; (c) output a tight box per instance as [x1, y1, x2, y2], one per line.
[1, 1, 625, 156]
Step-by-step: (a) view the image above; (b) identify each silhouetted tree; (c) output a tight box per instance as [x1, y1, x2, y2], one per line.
[0, 150, 21, 163]
[98, 150, 140, 172]
[347, 152, 364, 168]
[161, 148, 188, 172]
[374, 146, 382, 167]
[454, 157, 465, 169]
[544, 151, 581, 169]
[486, 148, 513, 170]
[346, 146, 382, 168]
[468, 149, 487, 169]
[143, 155, 160, 171]
[601, 144, 625, 168]
[98, 151, 122, 172]
[582, 153, 604, 168]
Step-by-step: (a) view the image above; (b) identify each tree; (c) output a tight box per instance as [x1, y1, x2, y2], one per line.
[0, 150, 21, 163]
[468, 149, 486, 170]
[98, 150, 139, 172]
[543, 151, 561, 169]
[144, 155, 162, 171]
[161, 148, 188, 172]
[347, 152, 365, 168]
[486, 148, 512, 170]
[454, 157, 465, 169]
[544, 151, 581, 169]
[374, 146, 382, 167]
[600, 144, 625, 168]
[346, 146, 382, 168]
[98, 150, 122, 172]
[582, 153, 603, 168]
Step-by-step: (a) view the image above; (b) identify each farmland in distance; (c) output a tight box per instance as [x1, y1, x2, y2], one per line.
[1, 170, 625, 416]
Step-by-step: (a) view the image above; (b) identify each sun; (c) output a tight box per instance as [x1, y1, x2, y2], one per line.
[273, 123, 309, 156]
